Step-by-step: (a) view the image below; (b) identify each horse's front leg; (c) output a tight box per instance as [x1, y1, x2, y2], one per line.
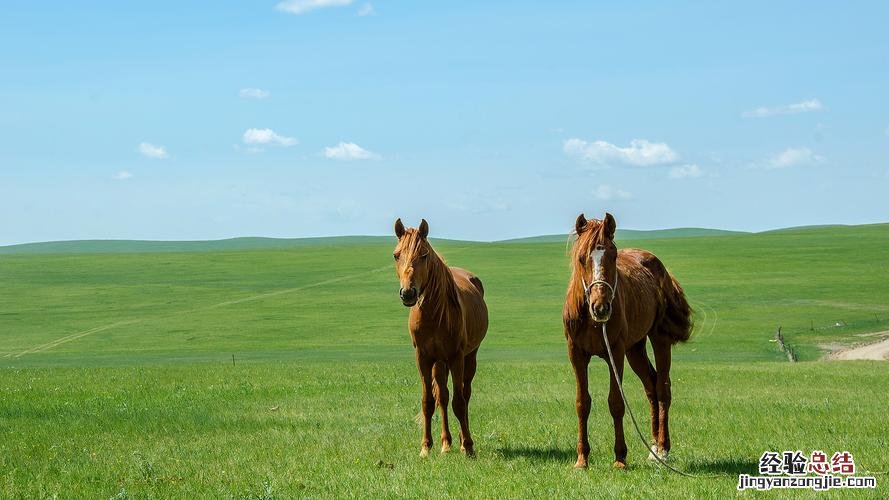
[448, 356, 474, 456]
[416, 352, 435, 457]
[569, 345, 592, 468]
[604, 340, 627, 468]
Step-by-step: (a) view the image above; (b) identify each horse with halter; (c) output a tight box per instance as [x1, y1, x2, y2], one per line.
[393, 218, 488, 457]
[563, 212, 692, 469]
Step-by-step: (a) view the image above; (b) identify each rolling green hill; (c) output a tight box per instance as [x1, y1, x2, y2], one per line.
[8, 223, 873, 255]
[2, 223, 887, 366]
[0, 229, 742, 255]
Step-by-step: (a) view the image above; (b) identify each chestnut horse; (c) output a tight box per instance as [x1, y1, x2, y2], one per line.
[563, 212, 692, 469]
[393, 218, 488, 457]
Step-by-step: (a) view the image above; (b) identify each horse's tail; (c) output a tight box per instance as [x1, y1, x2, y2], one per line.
[659, 273, 693, 344]
[414, 379, 441, 425]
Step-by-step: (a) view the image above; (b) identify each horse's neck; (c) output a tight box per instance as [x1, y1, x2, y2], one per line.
[418, 254, 459, 322]
[423, 253, 456, 302]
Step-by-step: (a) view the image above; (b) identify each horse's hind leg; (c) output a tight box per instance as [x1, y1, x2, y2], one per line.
[462, 349, 478, 406]
[651, 338, 673, 458]
[433, 361, 452, 453]
[459, 349, 478, 455]
[449, 355, 474, 456]
[626, 338, 659, 457]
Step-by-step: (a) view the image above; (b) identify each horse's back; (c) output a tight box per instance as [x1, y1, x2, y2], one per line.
[450, 267, 488, 349]
[619, 248, 667, 279]
[618, 248, 692, 344]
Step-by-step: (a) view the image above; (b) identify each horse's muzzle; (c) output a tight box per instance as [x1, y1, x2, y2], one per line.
[591, 303, 611, 323]
[399, 287, 418, 307]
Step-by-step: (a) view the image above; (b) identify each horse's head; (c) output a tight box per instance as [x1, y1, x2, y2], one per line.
[393, 218, 433, 307]
[574, 212, 618, 323]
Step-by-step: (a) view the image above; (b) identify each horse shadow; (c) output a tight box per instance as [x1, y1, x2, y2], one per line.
[497, 445, 576, 464]
[497, 446, 758, 476]
[683, 458, 759, 475]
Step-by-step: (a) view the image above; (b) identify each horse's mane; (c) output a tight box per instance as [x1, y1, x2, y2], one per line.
[403, 229, 461, 329]
[563, 219, 610, 322]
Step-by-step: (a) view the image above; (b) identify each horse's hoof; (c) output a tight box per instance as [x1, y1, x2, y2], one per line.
[613, 460, 627, 469]
[648, 445, 659, 461]
[648, 445, 669, 461]
[419, 446, 430, 458]
[574, 458, 588, 469]
[461, 446, 476, 457]
[441, 443, 451, 454]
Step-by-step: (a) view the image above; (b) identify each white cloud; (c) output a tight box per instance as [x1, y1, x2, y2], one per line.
[357, 3, 374, 15]
[669, 164, 704, 179]
[239, 88, 270, 99]
[112, 171, 133, 180]
[242, 128, 297, 147]
[592, 185, 633, 201]
[563, 138, 678, 166]
[742, 99, 823, 118]
[768, 147, 824, 169]
[276, 0, 353, 15]
[137, 142, 168, 159]
[323, 142, 379, 160]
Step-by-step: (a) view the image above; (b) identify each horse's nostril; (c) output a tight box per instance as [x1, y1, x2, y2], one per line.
[400, 287, 418, 301]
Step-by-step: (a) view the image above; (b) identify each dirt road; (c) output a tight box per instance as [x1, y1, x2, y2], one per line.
[825, 332, 889, 360]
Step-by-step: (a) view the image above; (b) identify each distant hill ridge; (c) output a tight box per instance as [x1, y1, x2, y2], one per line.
[1, 224, 885, 255]
[500, 227, 748, 244]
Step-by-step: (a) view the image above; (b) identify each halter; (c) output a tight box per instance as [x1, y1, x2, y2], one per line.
[581, 270, 619, 313]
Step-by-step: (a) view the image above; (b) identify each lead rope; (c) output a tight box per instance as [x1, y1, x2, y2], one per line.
[600, 322, 725, 478]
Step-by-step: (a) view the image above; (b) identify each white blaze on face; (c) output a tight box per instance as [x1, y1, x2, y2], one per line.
[591, 247, 606, 281]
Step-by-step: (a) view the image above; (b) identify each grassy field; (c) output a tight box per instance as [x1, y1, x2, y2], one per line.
[1, 224, 888, 497]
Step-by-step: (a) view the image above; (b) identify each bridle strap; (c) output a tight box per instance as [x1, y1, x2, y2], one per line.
[581, 271, 618, 306]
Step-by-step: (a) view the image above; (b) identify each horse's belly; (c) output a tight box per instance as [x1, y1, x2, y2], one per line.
[460, 294, 488, 351]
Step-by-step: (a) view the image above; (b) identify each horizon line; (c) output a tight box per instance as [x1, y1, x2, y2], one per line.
[2, 222, 886, 249]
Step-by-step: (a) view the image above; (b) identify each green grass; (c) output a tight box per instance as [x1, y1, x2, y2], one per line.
[1, 224, 888, 497]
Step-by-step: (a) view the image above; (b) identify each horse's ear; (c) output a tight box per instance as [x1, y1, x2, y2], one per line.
[418, 219, 429, 239]
[394, 218, 405, 238]
[603, 212, 616, 240]
[575, 213, 588, 234]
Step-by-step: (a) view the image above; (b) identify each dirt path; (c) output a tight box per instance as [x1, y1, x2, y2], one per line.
[824, 331, 889, 360]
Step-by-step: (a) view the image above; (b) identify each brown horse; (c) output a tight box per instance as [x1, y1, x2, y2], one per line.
[393, 218, 488, 457]
[563, 212, 692, 469]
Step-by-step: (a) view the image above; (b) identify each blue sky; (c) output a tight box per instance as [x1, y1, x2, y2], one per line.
[1, 1, 888, 245]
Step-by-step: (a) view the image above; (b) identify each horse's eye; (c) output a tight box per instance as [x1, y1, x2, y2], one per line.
[420, 253, 429, 259]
